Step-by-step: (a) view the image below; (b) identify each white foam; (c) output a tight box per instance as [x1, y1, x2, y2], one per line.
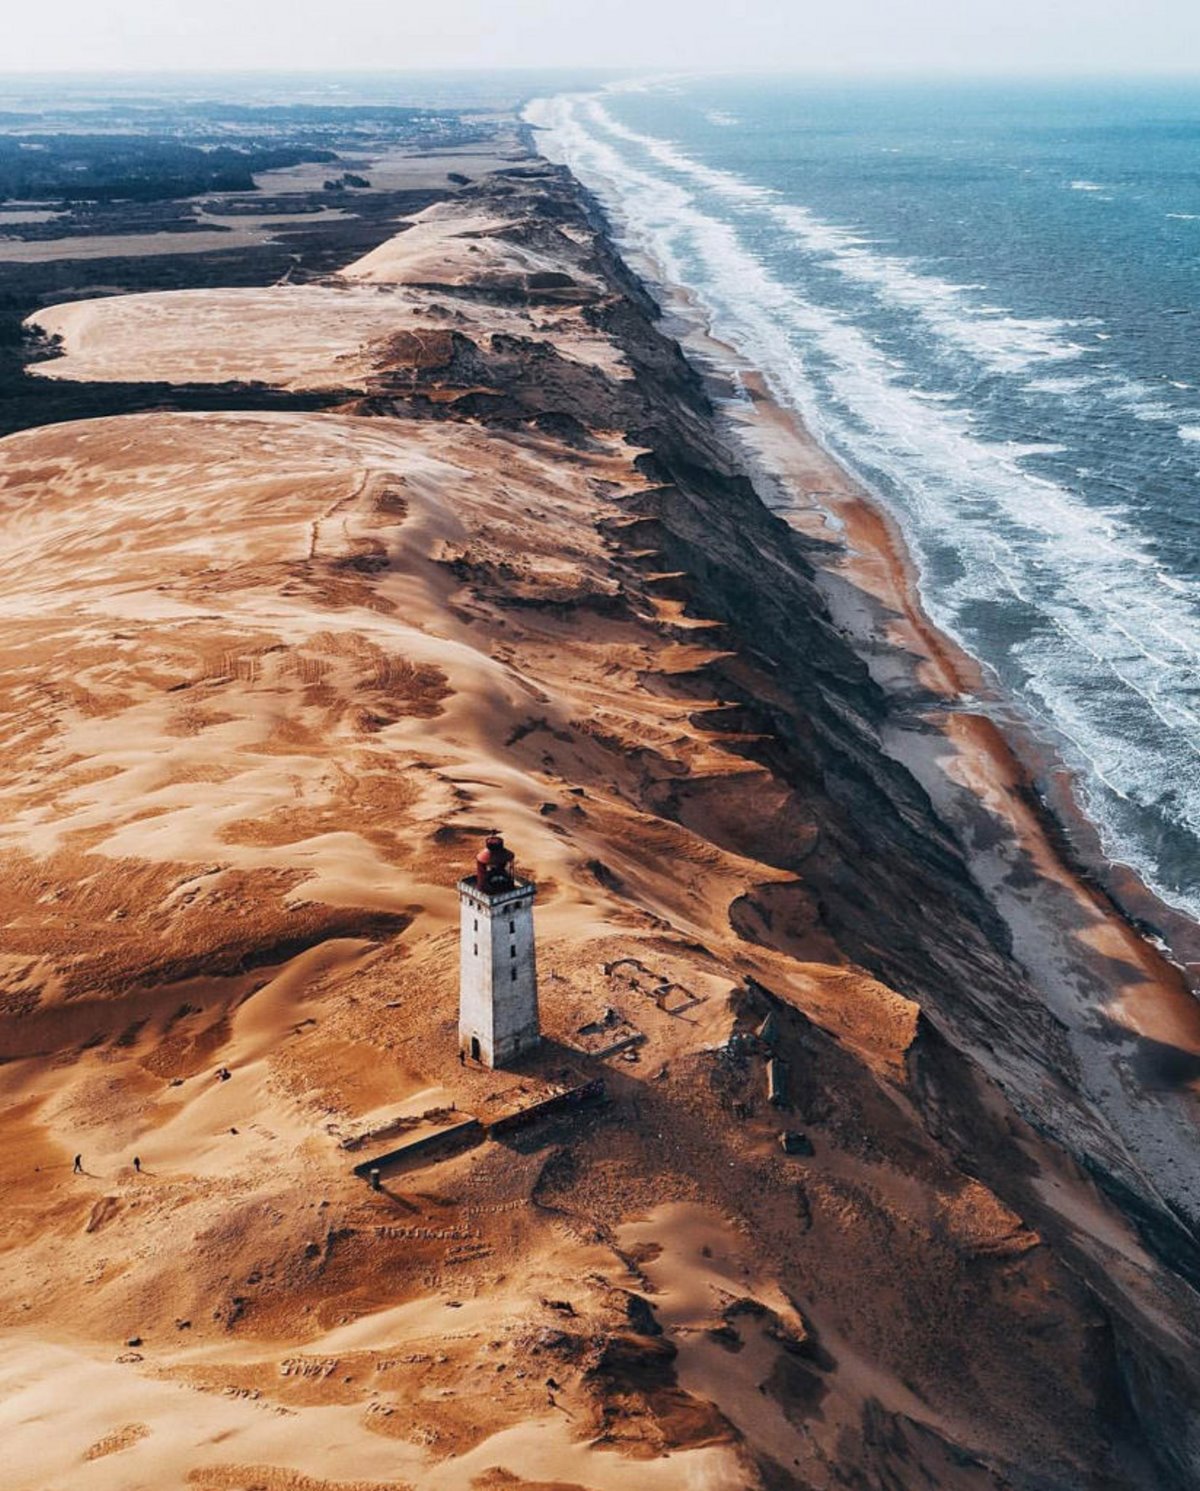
[1103, 374, 1180, 425]
[526, 89, 1200, 919]
[1025, 374, 1104, 396]
[583, 99, 1092, 377]
[1178, 424, 1200, 444]
[583, 99, 1183, 424]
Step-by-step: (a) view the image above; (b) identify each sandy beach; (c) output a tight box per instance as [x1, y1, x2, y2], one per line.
[723, 359, 1200, 1211]
[2, 131, 1200, 1490]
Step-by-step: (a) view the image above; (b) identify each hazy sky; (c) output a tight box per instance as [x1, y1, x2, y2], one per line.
[6, 0, 1200, 76]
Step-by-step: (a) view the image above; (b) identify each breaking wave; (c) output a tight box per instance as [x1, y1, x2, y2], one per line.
[526, 87, 1200, 921]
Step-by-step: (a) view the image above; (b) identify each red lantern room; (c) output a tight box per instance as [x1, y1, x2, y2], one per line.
[475, 831, 516, 893]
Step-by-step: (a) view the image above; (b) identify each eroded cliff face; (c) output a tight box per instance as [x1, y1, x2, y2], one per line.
[2, 157, 1198, 1491]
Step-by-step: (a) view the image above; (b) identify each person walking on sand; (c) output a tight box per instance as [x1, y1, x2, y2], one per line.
[132, 1156, 141, 1174]
[73, 1154, 83, 1174]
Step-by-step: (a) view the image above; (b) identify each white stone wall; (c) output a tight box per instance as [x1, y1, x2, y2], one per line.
[458, 880, 539, 1067]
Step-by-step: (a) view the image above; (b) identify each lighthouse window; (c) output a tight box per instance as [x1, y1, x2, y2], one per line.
[473, 919, 478, 932]
[510, 945, 516, 959]
[511, 969, 517, 982]
[473, 943, 478, 956]
[508, 919, 515, 933]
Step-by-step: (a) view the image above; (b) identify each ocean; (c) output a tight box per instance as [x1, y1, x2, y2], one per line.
[526, 77, 1200, 928]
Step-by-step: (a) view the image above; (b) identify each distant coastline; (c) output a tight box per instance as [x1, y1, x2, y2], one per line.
[4, 89, 1200, 1486]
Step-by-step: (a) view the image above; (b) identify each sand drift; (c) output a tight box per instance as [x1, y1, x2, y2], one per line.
[1, 141, 1199, 1491]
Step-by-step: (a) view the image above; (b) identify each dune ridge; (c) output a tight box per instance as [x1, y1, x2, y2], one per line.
[1, 152, 1199, 1490]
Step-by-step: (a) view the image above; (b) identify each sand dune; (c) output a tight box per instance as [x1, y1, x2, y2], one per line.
[0, 401, 819, 1487]
[28, 278, 626, 392]
[2, 154, 1199, 1491]
[342, 200, 606, 296]
[26, 196, 628, 393]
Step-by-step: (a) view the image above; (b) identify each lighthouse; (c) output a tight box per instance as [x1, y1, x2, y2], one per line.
[458, 832, 540, 1069]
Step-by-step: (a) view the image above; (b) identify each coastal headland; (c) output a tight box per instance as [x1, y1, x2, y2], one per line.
[2, 111, 1200, 1490]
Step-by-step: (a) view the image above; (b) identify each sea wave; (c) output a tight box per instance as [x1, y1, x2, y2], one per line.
[581, 101, 1192, 439]
[526, 89, 1200, 918]
[583, 99, 1091, 376]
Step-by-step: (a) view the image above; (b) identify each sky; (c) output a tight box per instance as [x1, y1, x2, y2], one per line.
[4, 0, 1200, 77]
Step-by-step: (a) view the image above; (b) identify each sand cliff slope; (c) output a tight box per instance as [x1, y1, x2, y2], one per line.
[2, 159, 1199, 1491]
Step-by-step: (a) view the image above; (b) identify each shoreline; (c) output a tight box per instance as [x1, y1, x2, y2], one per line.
[600, 221, 1200, 1010]
[7, 117, 1200, 1486]
[562, 211, 1200, 1213]
[729, 368, 1200, 995]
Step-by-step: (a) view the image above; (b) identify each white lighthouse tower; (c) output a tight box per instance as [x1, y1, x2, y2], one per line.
[458, 832, 540, 1069]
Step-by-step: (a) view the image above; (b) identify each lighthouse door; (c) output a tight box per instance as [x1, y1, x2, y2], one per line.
[470, 1036, 481, 1063]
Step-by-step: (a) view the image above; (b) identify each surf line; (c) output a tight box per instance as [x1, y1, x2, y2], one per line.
[528, 88, 1200, 930]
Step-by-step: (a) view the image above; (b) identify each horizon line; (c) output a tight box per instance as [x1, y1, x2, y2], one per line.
[2, 65, 1200, 81]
